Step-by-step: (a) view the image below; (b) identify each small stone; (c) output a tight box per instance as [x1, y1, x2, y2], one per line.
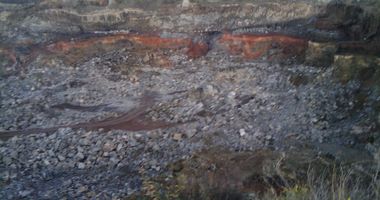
[63, 180, 72, 186]
[0, 147, 7, 153]
[254, 131, 264, 138]
[19, 190, 33, 197]
[186, 129, 196, 138]
[47, 133, 57, 140]
[10, 163, 17, 169]
[239, 129, 246, 137]
[79, 139, 90, 146]
[57, 127, 72, 136]
[149, 159, 158, 166]
[58, 155, 65, 161]
[87, 191, 97, 197]
[192, 102, 204, 114]
[143, 54, 150, 62]
[43, 160, 50, 166]
[311, 118, 319, 123]
[227, 91, 236, 100]
[103, 142, 116, 152]
[116, 143, 124, 152]
[10, 151, 18, 158]
[351, 126, 364, 135]
[77, 163, 85, 169]
[204, 85, 218, 96]
[3, 157, 12, 166]
[77, 186, 88, 193]
[77, 146, 84, 152]
[182, 0, 191, 8]
[285, 133, 299, 139]
[318, 136, 324, 143]
[48, 150, 55, 157]
[76, 152, 85, 160]
[42, 190, 55, 199]
[152, 144, 160, 151]
[1, 171, 10, 181]
[50, 158, 58, 166]
[10, 172, 17, 179]
[173, 133, 183, 141]
[153, 166, 161, 171]
[110, 156, 120, 164]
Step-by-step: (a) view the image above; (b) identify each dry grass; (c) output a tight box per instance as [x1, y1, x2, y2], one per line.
[131, 163, 380, 200]
[261, 165, 380, 200]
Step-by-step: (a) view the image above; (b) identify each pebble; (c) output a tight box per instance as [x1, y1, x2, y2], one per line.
[76, 152, 85, 160]
[77, 186, 88, 193]
[58, 155, 65, 161]
[351, 126, 364, 135]
[43, 160, 50, 166]
[2, 171, 10, 181]
[239, 129, 247, 137]
[182, 0, 191, 8]
[77, 146, 84, 152]
[186, 129, 196, 138]
[79, 138, 90, 146]
[63, 180, 72, 186]
[116, 143, 124, 152]
[19, 190, 33, 197]
[48, 150, 55, 157]
[103, 142, 116, 152]
[143, 54, 150, 63]
[173, 133, 183, 141]
[254, 131, 264, 138]
[204, 85, 218, 96]
[152, 144, 160, 151]
[227, 91, 236, 100]
[87, 191, 97, 197]
[77, 163, 85, 169]
[110, 156, 120, 164]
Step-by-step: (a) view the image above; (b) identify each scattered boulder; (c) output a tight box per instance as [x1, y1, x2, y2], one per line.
[305, 41, 337, 67]
[333, 54, 380, 85]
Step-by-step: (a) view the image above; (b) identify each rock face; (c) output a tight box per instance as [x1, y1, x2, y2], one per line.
[0, 0, 380, 199]
[1, 0, 379, 71]
[218, 34, 308, 62]
[305, 41, 337, 67]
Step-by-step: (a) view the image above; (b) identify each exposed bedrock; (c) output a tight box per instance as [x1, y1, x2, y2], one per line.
[0, 0, 379, 71]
